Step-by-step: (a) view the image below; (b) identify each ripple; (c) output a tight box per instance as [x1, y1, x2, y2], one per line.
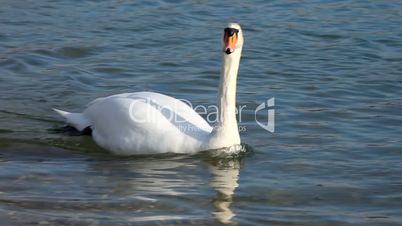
[56, 46, 96, 59]
[1, 0, 402, 225]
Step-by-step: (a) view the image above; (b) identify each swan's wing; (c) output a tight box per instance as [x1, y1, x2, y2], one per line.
[83, 92, 212, 155]
[128, 92, 212, 131]
[88, 92, 212, 132]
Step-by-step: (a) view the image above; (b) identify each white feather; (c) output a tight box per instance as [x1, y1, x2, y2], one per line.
[83, 92, 213, 155]
[53, 108, 91, 131]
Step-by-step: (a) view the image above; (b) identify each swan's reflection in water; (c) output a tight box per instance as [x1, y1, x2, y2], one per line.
[86, 154, 242, 224]
[207, 158, 240, 224]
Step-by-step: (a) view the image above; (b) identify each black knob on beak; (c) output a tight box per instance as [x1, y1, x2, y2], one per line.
[224, 28, 239, 37]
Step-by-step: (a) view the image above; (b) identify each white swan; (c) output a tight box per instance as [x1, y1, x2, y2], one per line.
[54, 23, 244, 155]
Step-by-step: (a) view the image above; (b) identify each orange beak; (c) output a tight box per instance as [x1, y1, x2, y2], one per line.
[224, 33, 238, 54]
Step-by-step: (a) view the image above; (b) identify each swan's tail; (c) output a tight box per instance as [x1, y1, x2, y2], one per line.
[53, 108, 91, 131]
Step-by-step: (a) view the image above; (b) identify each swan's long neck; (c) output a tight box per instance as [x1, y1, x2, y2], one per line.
[207, 49, 242, 149]
[217, 51, 241, 128]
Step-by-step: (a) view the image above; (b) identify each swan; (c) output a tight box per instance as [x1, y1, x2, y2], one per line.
[54, 23, 244, 155]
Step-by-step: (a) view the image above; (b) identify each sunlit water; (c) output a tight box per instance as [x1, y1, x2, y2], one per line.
[1, 0, 402, 225]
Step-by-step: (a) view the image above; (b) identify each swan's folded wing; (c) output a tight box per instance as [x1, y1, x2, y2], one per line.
[124, 92, 213, 133]
[83, 93, 211, 154]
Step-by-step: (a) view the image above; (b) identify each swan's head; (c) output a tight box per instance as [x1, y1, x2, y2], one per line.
[222, 23, 243, 55]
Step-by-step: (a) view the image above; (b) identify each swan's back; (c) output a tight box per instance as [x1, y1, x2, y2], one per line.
[83, 92, 212, 155]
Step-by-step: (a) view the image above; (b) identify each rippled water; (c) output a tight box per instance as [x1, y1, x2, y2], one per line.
[1, 0, 402, 225]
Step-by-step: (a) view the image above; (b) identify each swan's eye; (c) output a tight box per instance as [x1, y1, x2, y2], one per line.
[223, 28, 239, 54]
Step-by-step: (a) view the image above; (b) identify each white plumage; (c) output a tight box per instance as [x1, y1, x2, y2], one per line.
[54, 23, 244, 155]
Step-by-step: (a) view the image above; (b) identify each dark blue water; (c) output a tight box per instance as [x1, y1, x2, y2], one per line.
[1, 0, 402, 225]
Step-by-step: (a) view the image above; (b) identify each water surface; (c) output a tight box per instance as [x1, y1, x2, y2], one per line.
[1, 0, 402, 225]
